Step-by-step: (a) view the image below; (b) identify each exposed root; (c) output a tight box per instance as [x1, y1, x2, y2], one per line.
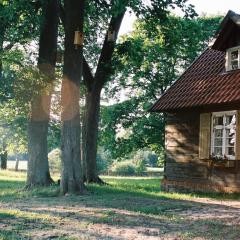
[24, 177, 55, 190]
[86, 176, 108, 185]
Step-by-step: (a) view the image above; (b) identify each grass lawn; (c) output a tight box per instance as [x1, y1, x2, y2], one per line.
[0, 171, 240, 239]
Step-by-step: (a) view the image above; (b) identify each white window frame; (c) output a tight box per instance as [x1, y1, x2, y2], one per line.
[211, 111, 236, 160]
[226, 46, 240, 71]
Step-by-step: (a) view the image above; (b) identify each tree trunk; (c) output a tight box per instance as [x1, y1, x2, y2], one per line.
[85, 86, 104, 184]
[27, 120, 53, 185]
[26, 0, 58, 187]
[0, 141, 7, 170]
[81, 94, 87, 181]
[15, 155, 19, 171]
[60, 0, 85, 194]
[82, 10, 125, 184]
[0, 27, 4, 81]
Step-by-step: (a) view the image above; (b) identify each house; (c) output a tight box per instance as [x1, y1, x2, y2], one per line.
[150, 10, 240, 193]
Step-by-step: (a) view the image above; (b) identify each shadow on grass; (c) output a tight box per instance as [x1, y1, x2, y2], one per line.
[1, 177, 240, 239]
[9, 194, 240, 240]
[0, 209, 55, 240]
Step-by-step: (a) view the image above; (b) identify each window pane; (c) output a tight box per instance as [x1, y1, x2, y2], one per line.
[226, 147, 235, 156]
[226, 137, 235, 146]
[214, 147, 222, 155]
[231, 61, 238, 70]
[231, 50, 238, 60]
[214, 129, 223, 138]
[225, 115, 236, 156]
[213, 116, 223, 126]
[214, 138, 222, 146]
[226, 114, 236, 125]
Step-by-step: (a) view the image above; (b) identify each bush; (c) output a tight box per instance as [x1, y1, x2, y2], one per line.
[135, 159, 147, 175]
[110, 161, 136, 176]
[96, 148, 113, 174]
[96, 153, 109, 174]
[48, 148, 61, 174]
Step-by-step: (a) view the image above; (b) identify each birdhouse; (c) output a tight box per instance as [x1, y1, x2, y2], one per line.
[107, 30, 116, 42]
[74, 30, 84, 49]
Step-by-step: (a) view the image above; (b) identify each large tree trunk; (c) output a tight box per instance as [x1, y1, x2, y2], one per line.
[26, 0, 58, 187]
[85, 86, 104, 183]
[60, 0, 85, 194]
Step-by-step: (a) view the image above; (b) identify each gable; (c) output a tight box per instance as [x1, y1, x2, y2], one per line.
[212, 10, 240, 51]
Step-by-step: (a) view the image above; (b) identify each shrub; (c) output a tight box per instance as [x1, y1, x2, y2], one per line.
[135, 159, 147, 175]
[48, 148, 61, 174]
[110, 161, 136, 176]
[96, 153, 109, 174]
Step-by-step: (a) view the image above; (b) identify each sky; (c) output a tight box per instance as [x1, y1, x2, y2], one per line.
[119, 0, 240, 36]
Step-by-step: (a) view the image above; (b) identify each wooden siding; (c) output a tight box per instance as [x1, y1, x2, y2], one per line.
[163, 112, 240, 193]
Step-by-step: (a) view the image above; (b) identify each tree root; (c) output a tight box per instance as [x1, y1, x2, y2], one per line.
[24, 177, 55, 190]
[86, 176, 108, 185]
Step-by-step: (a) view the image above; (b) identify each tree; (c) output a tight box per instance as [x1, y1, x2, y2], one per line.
[60, 0, 85, 194]
[83, 4, 126, 184]
[0, 0, 38, 169]
[82, 0, 196, 183]
[100, 15, 222, 159]
[27, 0, 59, 187]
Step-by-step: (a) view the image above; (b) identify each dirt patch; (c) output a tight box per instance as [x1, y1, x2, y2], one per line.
[1, 196, 240, 240]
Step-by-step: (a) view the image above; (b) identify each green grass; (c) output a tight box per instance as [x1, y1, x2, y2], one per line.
[0, 170, 240, 240]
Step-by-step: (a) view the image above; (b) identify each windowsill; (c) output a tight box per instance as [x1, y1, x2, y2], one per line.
[202, 158, 237, 168]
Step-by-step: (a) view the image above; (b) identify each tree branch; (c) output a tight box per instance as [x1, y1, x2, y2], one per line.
[95, 9, 126, 88]
[83, 56, 94, 90]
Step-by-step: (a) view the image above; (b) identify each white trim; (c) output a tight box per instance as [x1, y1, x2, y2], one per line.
[226, 46, 240, 71]
[211, 111, 236, 160]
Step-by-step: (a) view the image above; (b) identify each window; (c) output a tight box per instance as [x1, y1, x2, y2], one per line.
[211, 111, 236, 160]
[226, 46, 240, 71]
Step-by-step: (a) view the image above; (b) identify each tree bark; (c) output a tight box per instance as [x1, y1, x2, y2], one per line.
[0, 27, 4, 82]
[83, 9, 125, 184]
[60, 0, 85, 194]
[26, 0, 59, 187]
[85, 86, 104, 183]
[15, 155, 19, 171]
[0, 141, 7, 170]
[81, 94, 87, 181]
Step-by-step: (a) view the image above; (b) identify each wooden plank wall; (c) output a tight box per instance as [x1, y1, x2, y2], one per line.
[164, 111, 240, 193]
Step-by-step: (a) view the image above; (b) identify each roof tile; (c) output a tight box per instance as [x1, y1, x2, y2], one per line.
[150, 48, 240, 112]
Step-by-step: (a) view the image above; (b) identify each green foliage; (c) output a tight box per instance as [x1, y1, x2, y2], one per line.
[96, 148, 112, 174]
[110, 160, 136, 176]
[83, 0, 196, 74]
[14, 65, 53, 107]
[0, 0, 39, 47]
[0, 57, 54, 156]
[0, 100, 27, 155]
[48, 120, 61, 152]
[110, 153, 149, 176]
[100, 15, 222, 160]
[96, 154, 108, 174]
[135, 158, 146, 175]
[0, 2, 42, 155]
[132, 150, 147, 174]
[147, 152, 159, 167]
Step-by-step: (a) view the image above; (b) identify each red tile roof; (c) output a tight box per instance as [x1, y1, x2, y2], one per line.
[150, 48, 240, 112]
